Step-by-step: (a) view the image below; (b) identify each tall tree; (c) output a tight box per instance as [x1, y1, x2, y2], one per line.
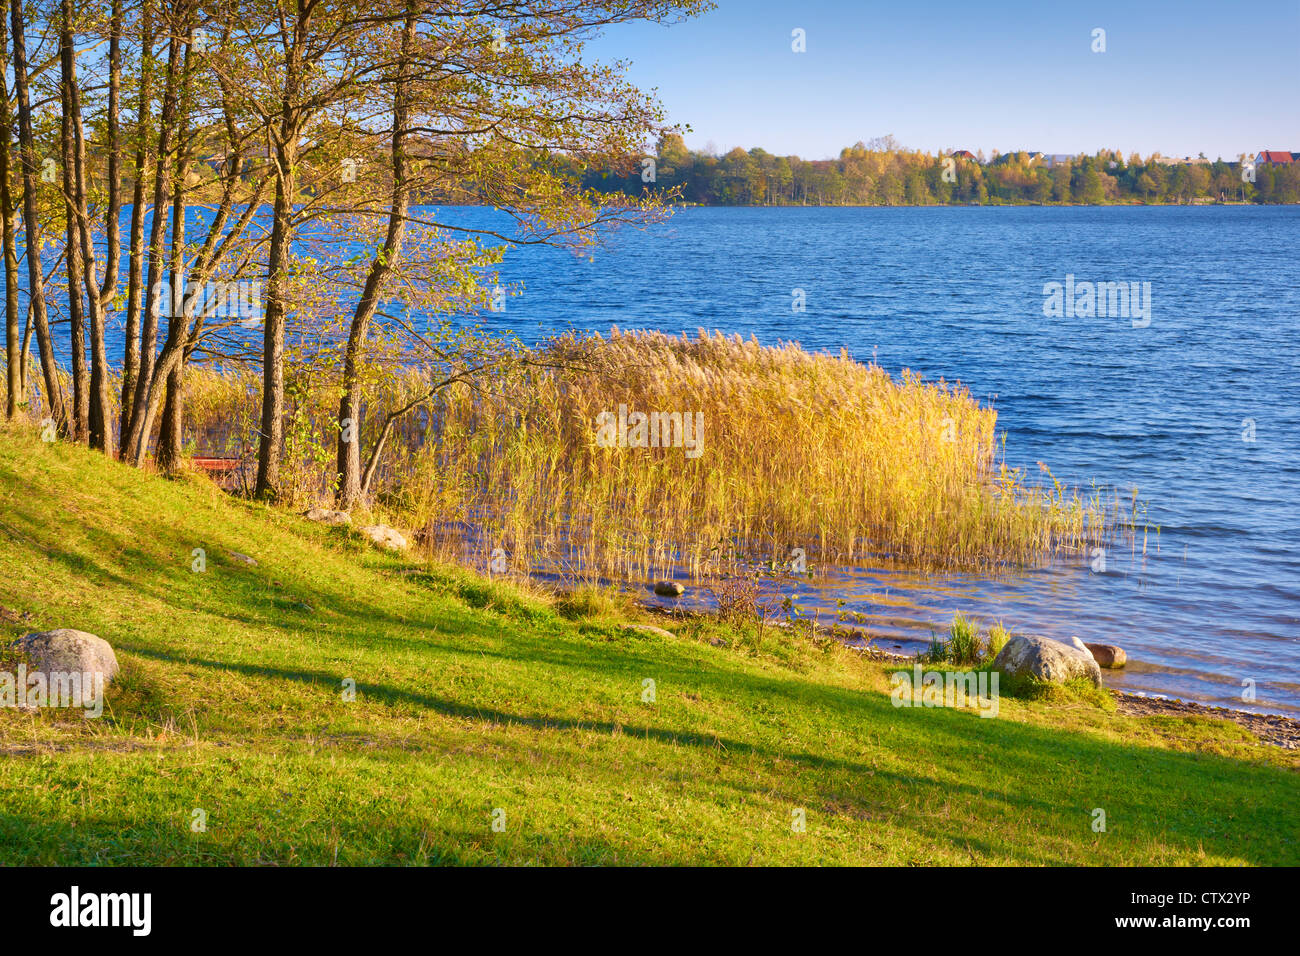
[9, 0, 66, 430]
[119, 1, 155, 441]
[334, 4, 417, 508]
[59, 0, 124, 452]
[120, 2, 185, 463]
[59, 0, 90, 442]
[1, 6, 19, 418]
[252, 1, 310, 499]
[320, 2, 705, 507]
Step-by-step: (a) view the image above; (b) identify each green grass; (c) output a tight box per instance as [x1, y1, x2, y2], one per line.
[926, 614, 1014, 666]
[0, 424, 1295, 865]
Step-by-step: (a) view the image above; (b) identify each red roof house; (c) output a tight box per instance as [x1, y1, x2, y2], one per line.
[1255, 151, 1295, 165]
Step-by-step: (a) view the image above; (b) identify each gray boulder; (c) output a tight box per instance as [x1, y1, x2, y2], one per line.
[359, 524, 409, 551]
[653, 581, 684, 598]
[992, 634, 1103, 687]
[13, 629, 119, 699]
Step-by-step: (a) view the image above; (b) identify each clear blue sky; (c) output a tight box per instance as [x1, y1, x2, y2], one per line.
[586, 0, 1300, 161]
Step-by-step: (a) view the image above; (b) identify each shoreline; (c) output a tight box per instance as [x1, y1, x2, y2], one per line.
[636, 599, 1300, 749]
[1112, 694, 1300, 750]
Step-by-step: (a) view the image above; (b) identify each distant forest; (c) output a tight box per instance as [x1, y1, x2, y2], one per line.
[578, 134, 1300, 205]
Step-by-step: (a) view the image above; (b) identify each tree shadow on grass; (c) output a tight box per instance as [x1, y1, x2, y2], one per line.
[4, 456, 1295, 865]
[114, 648, 1300, 865]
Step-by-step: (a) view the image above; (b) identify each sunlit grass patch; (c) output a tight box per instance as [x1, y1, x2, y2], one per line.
[0, 427, 1294, 866]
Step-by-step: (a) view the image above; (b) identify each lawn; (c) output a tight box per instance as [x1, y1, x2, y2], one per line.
[0, 424, 1295, 865]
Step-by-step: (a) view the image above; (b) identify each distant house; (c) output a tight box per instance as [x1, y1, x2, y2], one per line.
[1255, 150, 1296, 165]
[1150, 153, 1210, 166]
[1042, 154, 1075, 168]
[950, 149, 977, 161]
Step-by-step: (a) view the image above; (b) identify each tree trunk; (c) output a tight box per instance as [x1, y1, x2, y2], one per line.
[156, 362, 184, 472]
[0, 9, 18, 419]
[9, 0, 65, 430]
[122, 25, 183, 464]
[256, 16, 309, 500]
[20, 301, 32, 394]
[60, 0, 89, 443]
[83, 0, 123, 454]
[256, 172, 292, 498]
[336, 6, 416, 508]
[119, 4, 154, 445]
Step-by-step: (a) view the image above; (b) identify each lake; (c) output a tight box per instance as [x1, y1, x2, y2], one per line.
[67, 204, 1300, 715]
[465, 204, 1300, 716]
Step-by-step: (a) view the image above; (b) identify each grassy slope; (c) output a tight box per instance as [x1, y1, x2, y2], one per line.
[0, 426, 1295, 865]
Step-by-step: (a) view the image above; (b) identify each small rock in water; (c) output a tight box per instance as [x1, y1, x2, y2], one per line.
[653, 581, 685, 598]
[1084, 642, 1127, 669]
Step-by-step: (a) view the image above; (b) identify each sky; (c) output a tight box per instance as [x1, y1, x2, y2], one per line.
[584, 0, 1300, 161]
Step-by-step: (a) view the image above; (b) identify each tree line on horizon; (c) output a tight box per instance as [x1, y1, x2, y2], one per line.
[579, 133, 1300, 205]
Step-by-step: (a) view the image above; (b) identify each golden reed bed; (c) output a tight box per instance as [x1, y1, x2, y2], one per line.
[7, 329, 1123, 579]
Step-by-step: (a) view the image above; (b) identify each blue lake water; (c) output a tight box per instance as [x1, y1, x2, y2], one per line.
[59, 205, 1300, 714]
[464, 204, 1300, 716]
